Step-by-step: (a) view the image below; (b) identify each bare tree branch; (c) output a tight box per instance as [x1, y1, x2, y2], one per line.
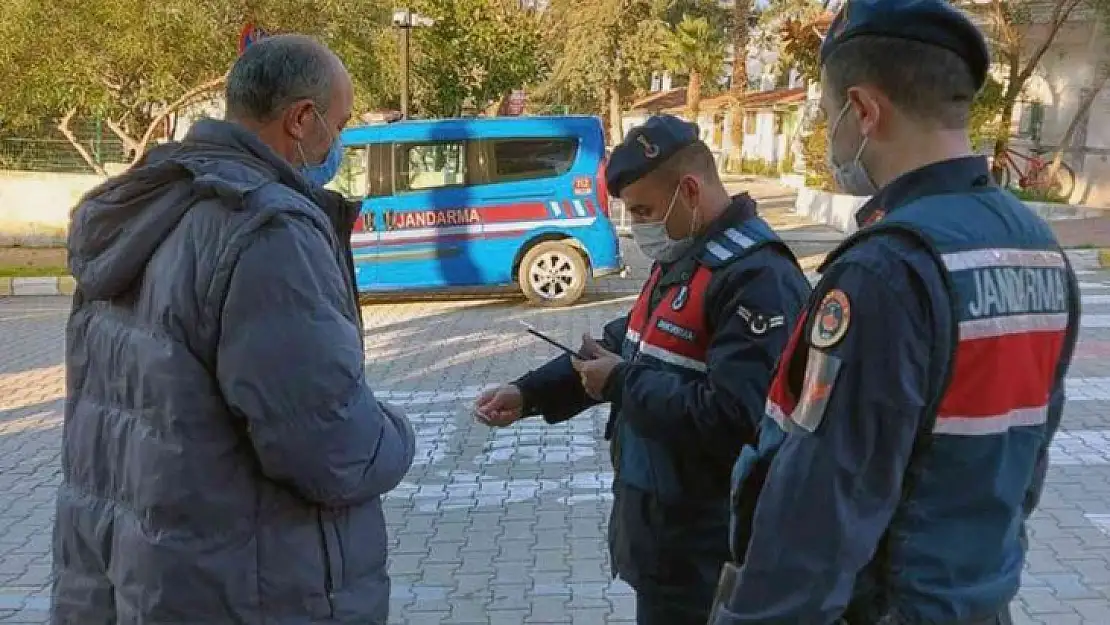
[103, 118, 140, 156]
[56, 109, 107, 177]
[1019, 0, 1085, 83]
[133, 72, 229, 163]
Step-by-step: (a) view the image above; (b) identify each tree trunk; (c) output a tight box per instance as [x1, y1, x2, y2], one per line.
[686, 70, 702, 122]
[604, 19, 623, 146]
[608, 84, 623, 145]
[728, 0, 752, 168]
[991, 82, 1021, 182]
[1047, 69, 1110, 182]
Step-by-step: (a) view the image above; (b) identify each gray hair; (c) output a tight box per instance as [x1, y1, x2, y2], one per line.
[225, 34, 337, 122]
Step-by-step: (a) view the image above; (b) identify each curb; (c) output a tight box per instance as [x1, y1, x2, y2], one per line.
[1024, 201, 1108, 222]
[0, 276, 75, 297]
[1065, 249, 1110, 271]
[2, 251, 1105, 298]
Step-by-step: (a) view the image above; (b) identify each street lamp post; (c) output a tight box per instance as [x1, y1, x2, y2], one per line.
[392, 8, 435, 119]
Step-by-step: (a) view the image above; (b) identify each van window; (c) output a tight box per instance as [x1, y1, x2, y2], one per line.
[332, 145, 370, 198]
[367, 144, 391, 197]
[397, 142, 467, 191]
[488, 138, 578, 183]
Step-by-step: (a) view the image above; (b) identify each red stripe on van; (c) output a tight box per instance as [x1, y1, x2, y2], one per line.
[477, 202, 550, 223]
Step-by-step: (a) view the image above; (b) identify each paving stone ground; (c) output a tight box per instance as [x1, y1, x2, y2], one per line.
[2, 182, 1109, 623]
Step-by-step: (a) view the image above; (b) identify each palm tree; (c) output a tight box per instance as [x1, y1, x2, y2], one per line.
[729, 0, 755, 166]
[666, 15, 726, 122]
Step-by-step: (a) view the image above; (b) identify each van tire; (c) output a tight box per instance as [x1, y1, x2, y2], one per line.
[518, 241, 588, 307]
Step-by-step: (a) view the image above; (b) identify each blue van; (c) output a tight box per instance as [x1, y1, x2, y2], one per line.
[330, 115, 624, 307]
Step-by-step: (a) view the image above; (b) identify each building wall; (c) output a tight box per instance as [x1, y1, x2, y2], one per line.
[743, 111, 772, 162]
[0, 171, 107, 245]
[1006, 20, 1110, 206]
[737, 108, 803, 166]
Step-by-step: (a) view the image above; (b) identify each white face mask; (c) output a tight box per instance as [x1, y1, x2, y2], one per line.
[827, 100, 878, 197]
[630, 183, 698, 263]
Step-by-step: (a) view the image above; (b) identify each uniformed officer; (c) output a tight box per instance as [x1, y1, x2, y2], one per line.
[474, 115, 811, 625]
[707, 2, 1082, 624]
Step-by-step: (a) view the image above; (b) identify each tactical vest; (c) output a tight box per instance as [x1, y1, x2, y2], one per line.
[612, 217, 788, 505]
[766, 187, 1079, 622]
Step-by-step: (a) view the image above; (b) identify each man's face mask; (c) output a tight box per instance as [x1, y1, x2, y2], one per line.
[826, 99, 878, 197]
[630, 182, 699, 263]
[296, 108, 343, 187]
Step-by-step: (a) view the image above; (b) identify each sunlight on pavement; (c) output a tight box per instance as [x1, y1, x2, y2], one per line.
[0, 409, 61, 435]
[0, 364, 64, 411]
[527, 294, 638, 315]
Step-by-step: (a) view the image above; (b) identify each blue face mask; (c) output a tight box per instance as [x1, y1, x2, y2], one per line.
[297, 110, 343, 187]
[300, 139, 343, 187]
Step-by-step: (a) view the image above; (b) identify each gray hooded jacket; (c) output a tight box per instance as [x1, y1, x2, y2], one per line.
[51, 119, 416, 624]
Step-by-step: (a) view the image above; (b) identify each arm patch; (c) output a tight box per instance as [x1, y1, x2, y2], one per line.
[790, 348, 843, 432]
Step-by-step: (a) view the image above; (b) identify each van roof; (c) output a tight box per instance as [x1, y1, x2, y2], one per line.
[341, 115, 605, 144]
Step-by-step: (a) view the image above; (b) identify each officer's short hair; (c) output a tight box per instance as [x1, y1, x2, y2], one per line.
[655, 143, 722, 187]
[824, 35, 978, 130]
[226, 34, 339, 123]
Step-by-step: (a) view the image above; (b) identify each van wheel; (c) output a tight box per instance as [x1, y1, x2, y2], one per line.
[518, 241, 588, 307]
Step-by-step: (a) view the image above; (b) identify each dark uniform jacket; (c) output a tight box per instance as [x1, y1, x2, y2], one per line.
[713, 157, 1080, 625]
[516, 195, 810, 594]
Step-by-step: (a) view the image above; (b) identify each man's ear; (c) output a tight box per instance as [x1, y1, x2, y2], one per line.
[284, 99, 315, 141]
[846, 85, 883, 138]
[680, 173, 701, 208]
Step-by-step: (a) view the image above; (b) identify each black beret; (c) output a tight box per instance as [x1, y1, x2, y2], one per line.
[606, 114, 700, 197]
[820, 0, 990, 91]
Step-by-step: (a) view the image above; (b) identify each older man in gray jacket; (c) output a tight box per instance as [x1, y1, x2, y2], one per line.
[51, 35, 415, 624]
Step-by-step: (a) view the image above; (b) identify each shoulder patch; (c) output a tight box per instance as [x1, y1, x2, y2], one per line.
[737, 305, 786, 336]
[810, 288, 851, 349]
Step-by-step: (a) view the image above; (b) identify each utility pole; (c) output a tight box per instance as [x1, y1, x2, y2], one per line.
[392, 9, 435, 120]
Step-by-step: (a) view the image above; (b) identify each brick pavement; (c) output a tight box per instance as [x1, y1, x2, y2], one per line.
[2, 191, 1110, 622]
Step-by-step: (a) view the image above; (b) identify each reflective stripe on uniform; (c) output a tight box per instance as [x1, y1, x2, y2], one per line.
[638, 340, 708, 373]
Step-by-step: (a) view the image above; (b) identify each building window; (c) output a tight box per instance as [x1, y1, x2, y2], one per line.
[487, 138, 578, 183]
[1016, 100, 1045, 143]
[773, 111, 786, 135]
[396, 142, 467, 191]
[743, 111, 757, 133]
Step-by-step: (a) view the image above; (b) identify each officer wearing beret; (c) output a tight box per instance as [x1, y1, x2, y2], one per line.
[475, 114, 811, 624]
[708, 1, 1080, 624]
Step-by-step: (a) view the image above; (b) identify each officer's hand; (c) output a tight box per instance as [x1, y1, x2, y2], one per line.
[473, 384, 525, 427]
[573, 334, 624, 401]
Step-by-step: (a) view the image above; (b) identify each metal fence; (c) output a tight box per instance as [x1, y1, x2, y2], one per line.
[0, 119, 129, 174]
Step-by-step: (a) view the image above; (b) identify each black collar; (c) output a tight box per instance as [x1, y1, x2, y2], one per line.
[855, 156, 994, 227]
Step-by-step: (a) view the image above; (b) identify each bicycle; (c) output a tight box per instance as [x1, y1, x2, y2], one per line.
[990, 145, 1077, 199]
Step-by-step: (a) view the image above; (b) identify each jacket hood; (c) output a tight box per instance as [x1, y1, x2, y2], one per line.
[67, 119, 339, 300]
